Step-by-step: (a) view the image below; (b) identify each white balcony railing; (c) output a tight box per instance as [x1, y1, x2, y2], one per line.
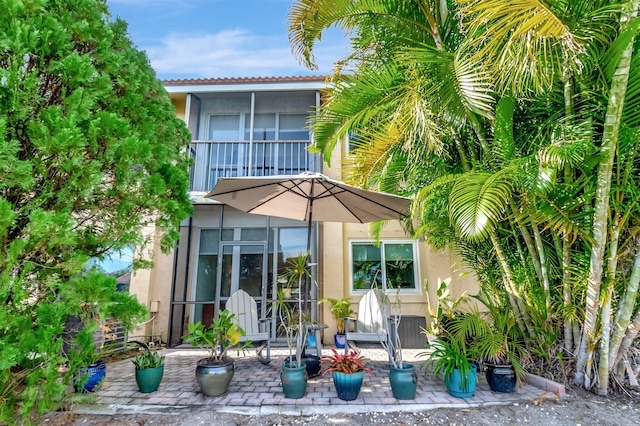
[189, 140, 319, 192]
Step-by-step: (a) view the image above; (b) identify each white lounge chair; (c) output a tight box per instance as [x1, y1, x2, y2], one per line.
[344, 288, 395, 363]
[227, 289, 272, 364]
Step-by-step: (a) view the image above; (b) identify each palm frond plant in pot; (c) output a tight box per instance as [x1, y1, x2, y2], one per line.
[132, 350, 165, 393]
[420, 334, 478, 398]
[466, 294, 528, 393]
[183, 309, 247, 397]
[321, 348, 374, 401]
[318, 297, 354, 348]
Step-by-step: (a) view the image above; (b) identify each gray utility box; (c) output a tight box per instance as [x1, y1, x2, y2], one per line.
[396, 315, 428, 348]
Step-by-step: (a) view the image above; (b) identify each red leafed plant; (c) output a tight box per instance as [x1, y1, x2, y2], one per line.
[321, 349, 374, 375]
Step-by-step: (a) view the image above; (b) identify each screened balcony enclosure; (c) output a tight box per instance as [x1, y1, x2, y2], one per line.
[189, 140, 318, 192]
[186, 91, 321, 192]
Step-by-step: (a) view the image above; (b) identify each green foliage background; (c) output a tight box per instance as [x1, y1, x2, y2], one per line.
[0, 0, 192, 421]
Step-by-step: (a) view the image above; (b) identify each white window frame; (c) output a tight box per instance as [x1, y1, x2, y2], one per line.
[348, 239, 421, 295]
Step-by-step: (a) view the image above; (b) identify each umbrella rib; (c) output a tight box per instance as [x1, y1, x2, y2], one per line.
[316, 181, 408, 222]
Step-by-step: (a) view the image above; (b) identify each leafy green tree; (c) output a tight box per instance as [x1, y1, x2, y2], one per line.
[0, 0, 192, 420]
[290, 0, 640, 395]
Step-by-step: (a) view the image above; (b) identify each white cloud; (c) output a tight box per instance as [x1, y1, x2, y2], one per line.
[144, 29, 348, 79]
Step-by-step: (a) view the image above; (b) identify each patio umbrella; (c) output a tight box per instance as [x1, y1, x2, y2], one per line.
[205, 171, 411, 253]
[205, 171, 411, 315]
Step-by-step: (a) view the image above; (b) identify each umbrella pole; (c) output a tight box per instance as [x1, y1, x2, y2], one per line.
[303, 194, 314, 323]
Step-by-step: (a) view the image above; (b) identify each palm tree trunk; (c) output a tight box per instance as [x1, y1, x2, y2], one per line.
[614, 304, 640, 369]
[531, 222, 552, 315]
[574, 1, 639, 386]
[562, 231, 574, 353]
[609, 241, 640, 366]
[598, 220, 623, 394]
[489, 230, 531, 335]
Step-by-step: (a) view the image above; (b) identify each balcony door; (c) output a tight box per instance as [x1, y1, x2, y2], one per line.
[218, 242, 267, 312]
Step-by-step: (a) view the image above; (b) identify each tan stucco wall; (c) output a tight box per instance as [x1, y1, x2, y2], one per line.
[169, 94, 187, 120]
[318, 220, 480, 338]
[128, 227, 175, 344]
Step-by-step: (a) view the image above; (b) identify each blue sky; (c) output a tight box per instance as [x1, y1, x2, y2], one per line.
[106, 0, 349, 80]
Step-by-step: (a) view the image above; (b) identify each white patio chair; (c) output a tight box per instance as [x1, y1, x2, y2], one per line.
[227, 289, 272, 364]
[344, 288, 395, 364]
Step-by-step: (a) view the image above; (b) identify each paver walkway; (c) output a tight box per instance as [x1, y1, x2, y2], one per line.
[72, 347, 549, 416]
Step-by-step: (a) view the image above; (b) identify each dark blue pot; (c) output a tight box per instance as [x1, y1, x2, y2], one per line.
[389, 363, 418, 400]
[333, 371, 364, 401]
[281, 362, 308, 399]
[486, 364, 516, 393]
[74, 361, 106, 393]
[334, 334, 346, 349]
[445, 364, 477, 398]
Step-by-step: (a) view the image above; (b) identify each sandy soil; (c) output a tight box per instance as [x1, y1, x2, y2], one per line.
[41, 387, 640, 426]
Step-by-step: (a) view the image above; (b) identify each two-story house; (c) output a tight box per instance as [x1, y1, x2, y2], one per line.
[129, 76, 478, 348]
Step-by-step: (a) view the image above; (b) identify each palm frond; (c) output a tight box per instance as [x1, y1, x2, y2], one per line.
[457, 0, 585, 95]
[448, 171, 515, 241]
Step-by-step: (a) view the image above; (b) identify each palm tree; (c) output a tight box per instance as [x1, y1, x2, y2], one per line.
[289, 0, 640, 395]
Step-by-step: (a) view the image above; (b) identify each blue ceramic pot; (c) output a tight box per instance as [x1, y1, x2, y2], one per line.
[74, 361, 106, 393]
[445, 364, 477, 398]
[333, 371, 364, 401]
[334, 334, 346, 349]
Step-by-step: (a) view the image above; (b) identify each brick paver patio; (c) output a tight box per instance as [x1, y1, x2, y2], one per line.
[73, 347, 551, 416]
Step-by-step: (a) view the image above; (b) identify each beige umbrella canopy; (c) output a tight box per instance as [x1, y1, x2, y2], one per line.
[206, 171, 411, 326]
[205, 172, 411, 228]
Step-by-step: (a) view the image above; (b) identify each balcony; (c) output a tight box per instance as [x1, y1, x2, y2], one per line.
[189, 140, 319, 193]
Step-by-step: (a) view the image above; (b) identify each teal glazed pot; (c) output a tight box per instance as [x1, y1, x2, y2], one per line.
[333, 371, 364, 401]
[445, 364, 477, 398]
[389, 362, 418, 400]
[281, 361, 308, 399]
[135, 365, 164, 393]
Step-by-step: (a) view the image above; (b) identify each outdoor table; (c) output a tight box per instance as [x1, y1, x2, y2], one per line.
[305, 323, 328, 357]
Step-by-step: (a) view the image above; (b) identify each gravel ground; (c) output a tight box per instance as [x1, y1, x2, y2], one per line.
[41, 387, 640, 426]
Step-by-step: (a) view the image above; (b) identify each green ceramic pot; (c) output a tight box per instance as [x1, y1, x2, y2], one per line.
[195, 358, 234, 397]
[135, 365, 164, 393]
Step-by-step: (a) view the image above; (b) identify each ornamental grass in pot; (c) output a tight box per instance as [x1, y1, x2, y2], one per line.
[132, 350, 165, 393]
[322, 348, 373, 401]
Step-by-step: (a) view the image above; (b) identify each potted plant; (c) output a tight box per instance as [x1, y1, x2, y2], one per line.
[132, 350, 165, 393]
[420, 336, 478, 398]
[318, 297, 354, 348]
[321, 348, 373, 401]
[183, 309, 246, 397]
[273, 287, 310, 398]
[467, 294, 527, 393]
[378, 288, 418, 400]
[274, 252, 318, 397]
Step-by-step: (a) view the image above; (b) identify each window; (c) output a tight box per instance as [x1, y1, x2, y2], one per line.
[279, 114, 309, 140]
[245, 113, 276, 141]
[209, 115, 241, 140]
[350, 241, 418, 292]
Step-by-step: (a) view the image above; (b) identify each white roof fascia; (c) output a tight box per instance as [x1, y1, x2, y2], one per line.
[164, 80, 326, 94]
